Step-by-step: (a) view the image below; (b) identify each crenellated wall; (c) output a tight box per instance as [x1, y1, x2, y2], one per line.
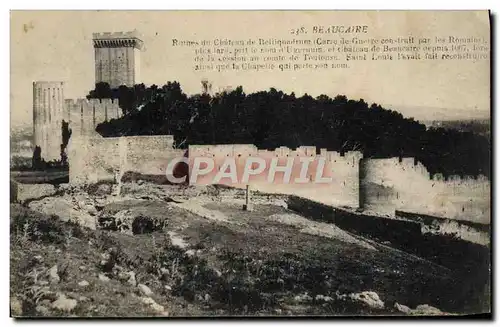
[188, 145, 490, 223]
[188, 144, 364, 208]
[64, 98, 122, 138]
[360, 157, 490, 224]
[68, 134, 182, 185]
[66, 138, 490, 224]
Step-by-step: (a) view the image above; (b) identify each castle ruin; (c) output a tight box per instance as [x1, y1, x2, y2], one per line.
[93, 31, 144, 88]
[32, 31, 138, 161]
[29, 29, 490, 226]
[32, 81, 65, 161]
[65, 98, 121, 138]
[32, 83, 123, 161]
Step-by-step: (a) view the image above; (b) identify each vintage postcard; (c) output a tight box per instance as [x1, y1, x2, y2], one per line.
[10, 10, 491, 318]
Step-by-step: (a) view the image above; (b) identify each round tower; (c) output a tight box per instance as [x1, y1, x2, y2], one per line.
[33, 81, 65, 161]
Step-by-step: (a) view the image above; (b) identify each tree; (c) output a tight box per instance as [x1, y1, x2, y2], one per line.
[93, 83, 490, 179]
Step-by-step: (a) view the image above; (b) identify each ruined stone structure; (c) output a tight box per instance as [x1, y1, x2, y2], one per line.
[33, 81, 65, 161]
[67, 138, 491, 224]
[360, 157, 490, 224]
[33, 83, 123, 160]
[33, 30, 488, 226]
[93, 31, 144, 88]
[188, 144, 490, 223]
[32, 31, 134, 160]
[65, 98, 122, 138]
[68, 134, 183, 185]
[188, 144, 364, 208]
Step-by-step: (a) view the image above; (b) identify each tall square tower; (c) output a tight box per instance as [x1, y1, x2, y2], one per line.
[92, 30, 143, 88]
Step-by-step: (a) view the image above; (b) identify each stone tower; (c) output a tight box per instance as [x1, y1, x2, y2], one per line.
[32, 81, 65, 161]
[93, 30, 144, 88]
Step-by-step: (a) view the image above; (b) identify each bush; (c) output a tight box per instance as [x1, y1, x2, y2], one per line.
[10, 205, 86, 245]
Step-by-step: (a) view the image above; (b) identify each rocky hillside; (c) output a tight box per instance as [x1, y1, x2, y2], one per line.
[10, 182, 488, 317]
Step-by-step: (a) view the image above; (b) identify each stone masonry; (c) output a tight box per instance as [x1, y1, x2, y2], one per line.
[93, 30, 144, 88]
[32, 81, 65, 161]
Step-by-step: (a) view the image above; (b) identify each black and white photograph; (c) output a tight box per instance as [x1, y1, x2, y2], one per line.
[9, 10, 491, 318]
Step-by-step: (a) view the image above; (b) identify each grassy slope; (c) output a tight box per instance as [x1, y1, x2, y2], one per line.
[10, 197, 485, 317]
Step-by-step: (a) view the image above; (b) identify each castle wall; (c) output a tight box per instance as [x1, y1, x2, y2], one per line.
[65, 98, 122, 138]
[67, 137, 490, 224]
[360, 158, 490, 224]
[33, 81, 65, 161]
[68, 134, 182, 185]
[188, 144, 363, 208]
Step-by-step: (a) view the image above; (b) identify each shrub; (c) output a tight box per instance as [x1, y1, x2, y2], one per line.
[10, 205, 86, 245]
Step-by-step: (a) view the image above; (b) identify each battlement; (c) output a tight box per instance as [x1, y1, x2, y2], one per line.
[366, 157, 430, 179]
[360, 156, 490, 223]
[432, 173, 490, 184]
[188, 145, 364, 164]
[92, 30, 143, 49]
[64, 98, 120, 107]
[343, 151, 365, 161]
[363, 157, 489, 185]
[33, 81, 64, 88]
[92, 30, 142, 40]
[188, 144, 362, 208]
[270, 146, 363, 160]
[64, 98, 122, 137]
[189, 144, 258, 157]
[294, 146, 317, 156]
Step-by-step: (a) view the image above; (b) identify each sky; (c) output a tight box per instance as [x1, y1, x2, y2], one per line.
[10, 10, 491, 128]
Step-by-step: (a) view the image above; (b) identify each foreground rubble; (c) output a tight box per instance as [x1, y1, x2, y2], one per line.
[10, 181, 488, 317]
